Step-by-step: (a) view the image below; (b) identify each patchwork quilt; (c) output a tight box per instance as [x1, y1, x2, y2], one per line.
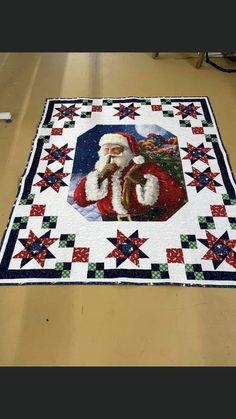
[0, 96, 236, 287]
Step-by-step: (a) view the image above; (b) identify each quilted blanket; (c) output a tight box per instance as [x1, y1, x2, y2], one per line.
[0, 96, 236, 287]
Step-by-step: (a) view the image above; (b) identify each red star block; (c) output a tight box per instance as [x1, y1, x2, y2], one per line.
[106, 230, 148, 267]
[92, 105, 102, 112]
[186, 167, 221, 193]
[72, 247, 89, 262]
[151, 105, 162, 111]
[182, 143, 214, 165]
[41, 144, 74, 165]
[192, 127, 204, 134]
[166, 248, 184, 263]
[211, 205, 227, 217]
[30, 204, 46, 216]
[174, 102, 202, 119]
[51, 128, 63, 136]
[199, 230, 236, 269]
[113, 103, 140, 120]
[53, 104, 80, 120]
[34, 167, 69, 192]
[13, 230, 58, 268]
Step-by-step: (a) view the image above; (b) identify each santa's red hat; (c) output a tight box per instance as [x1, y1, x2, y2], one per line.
[99, 132, 145, 164]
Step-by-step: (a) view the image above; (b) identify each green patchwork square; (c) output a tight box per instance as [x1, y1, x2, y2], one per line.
[88, 263, 96, 271]
[62, 270, 71, 278]
[161, 98, 171, 105]
[59, 234, 75, 248]
[12, 223, 20, 230]
[59, 240, 67, 248]
[103, 99, 113, 105]
[229, 217, 236, 230]
[95, 270, 104, 279]
[195, 272, 204, 280]
[82, 99, 93, 106]
[80, 111, 91, 118]
[21, 216, 28, 223]
[189, 241, 198, 249]
[198, 216, 205, 223]
[222, 194, 236, 206]
[185, 264, 194, 272]
[42, 216, 58, 229]
[42, 122, 54, 128]
[207, 222, 215, 229]
[185, 264, 203, 280]
[205, 134, 218, 143]
[181, 234, 197, 249]
[141, 99, 151, 105]
[179, 120, 191, 127]
[152, 271, 161, 279]
[160, 264, 168, 272]
[19, 193, 35, 205]
[202, 120, 213, 127]
[64, 121, 75, 128]
[198, 216, 216, 228]
[199, 216, 216, 229]
[42, 222, 50, 228]
[163, 110, 174, 117]
[55, 262, 64, 270]
[12, 216, 29, 230]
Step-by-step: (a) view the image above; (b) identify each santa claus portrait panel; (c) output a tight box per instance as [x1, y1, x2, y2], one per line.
[68, 124, 188, 222]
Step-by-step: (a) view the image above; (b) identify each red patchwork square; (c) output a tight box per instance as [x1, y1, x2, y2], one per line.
[167, 248, 184, 263]
[30, 204, 46, 216]
[151, 105, 162, 111]
[211, 205, 227, 217]
[72, 247, 89, 262]
[192, 127, 204, 134]
[92, 105, 102, 112]
[51, 128, 63, 135]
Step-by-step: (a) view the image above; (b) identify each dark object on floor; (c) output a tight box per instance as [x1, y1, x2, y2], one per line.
[206, 52, 236, 73]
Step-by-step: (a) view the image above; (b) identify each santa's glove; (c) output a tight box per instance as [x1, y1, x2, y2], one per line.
[124, 169, 147, 186]
[98, 162, 119, 184]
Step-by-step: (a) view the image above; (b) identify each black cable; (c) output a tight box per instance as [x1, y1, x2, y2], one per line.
[205, 52, 236, 73]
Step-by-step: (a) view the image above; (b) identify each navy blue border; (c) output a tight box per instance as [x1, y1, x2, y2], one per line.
[1, 96, 236, 287]
[21, 138, 44, 199]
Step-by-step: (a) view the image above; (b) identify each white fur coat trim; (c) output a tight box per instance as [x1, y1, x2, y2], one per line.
[111, 170, 128, 215]
[85, 170, 108, 201]
[136, 174, 159, 206]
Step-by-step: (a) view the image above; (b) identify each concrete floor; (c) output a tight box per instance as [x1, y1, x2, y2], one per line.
[0, 52, 236, 365]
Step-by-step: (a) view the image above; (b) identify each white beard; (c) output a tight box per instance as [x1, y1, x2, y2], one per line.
[95, 148, 134, 172]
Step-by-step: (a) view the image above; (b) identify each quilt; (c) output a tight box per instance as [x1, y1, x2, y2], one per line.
[0, 96, 236, 287]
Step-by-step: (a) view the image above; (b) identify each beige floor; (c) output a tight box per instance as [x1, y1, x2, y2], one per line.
[0, 52, 236, 366]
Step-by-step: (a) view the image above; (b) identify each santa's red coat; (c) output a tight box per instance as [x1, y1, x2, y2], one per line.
[74, 161, 186, 221]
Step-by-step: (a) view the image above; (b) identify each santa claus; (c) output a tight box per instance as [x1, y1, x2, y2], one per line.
[74, 132, 186, 221]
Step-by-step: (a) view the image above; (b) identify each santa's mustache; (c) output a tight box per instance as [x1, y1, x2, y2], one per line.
[105, 153, 123, 163]
[96, 148, 133, 171]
